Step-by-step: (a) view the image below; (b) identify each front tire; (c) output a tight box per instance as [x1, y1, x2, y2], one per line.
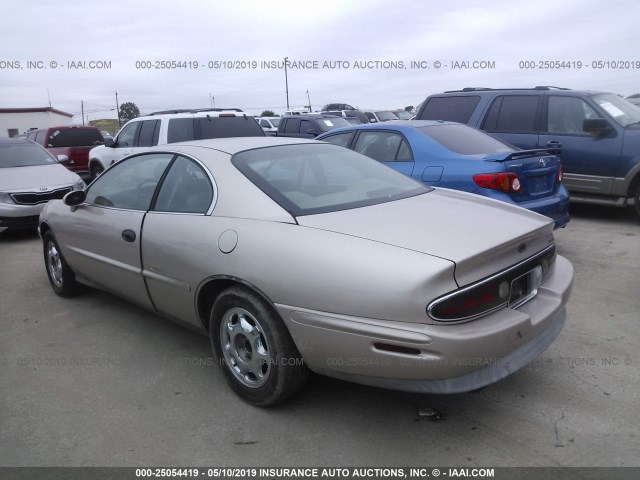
[210, 286, 309, 406]
[43, 232, 82, 297]
[633, 183, 640, 219]
[90, 163, 104, 180]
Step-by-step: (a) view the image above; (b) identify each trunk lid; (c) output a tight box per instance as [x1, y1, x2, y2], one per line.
[297, 189, 555, 287]
[483, 148, 561, 200]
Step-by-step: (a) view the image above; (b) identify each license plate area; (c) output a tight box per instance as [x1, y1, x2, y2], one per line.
[509, 265, 543, 308]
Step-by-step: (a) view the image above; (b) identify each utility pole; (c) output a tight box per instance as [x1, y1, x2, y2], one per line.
[115, 91, 121, 127]
[81, 100, 85, 125]
[210, 93, 214, 108]
[284, 57, 290, 110]
[306, 90, 312, 112]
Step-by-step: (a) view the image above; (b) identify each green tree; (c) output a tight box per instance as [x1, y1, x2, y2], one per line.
[119, 102, 141, 123]
[404, 106, 414, 112]
[261, 110, 276, 117]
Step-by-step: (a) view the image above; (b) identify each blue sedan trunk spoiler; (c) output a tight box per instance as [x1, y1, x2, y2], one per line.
[484, 148, 561, 162]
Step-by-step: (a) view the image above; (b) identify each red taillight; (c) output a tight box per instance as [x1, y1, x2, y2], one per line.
[557, 164, 563, 183]
[473, 172, 522, 193]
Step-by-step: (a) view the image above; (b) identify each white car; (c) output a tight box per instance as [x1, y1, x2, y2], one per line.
[256, 117, 281, 135]
[88, 108, 264, 179]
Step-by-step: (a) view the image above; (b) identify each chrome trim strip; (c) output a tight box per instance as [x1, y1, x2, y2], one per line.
[427, 244, 555, 323]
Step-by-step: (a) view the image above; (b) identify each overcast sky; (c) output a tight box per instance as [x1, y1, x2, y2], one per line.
[1, 0, 638, 122]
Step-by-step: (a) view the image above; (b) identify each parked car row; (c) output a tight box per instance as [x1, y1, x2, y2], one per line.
[1, 88, 584, 408]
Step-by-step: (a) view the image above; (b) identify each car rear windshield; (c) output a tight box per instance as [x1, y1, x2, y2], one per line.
[46, 128, 103, 147]
[232, 144, 429, 216]
[0, 142, 57, 167]
[419, 124, 514, 156]
[198, 116, 266, 138]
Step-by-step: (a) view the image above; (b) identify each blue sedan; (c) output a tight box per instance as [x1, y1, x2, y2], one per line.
[316, 120, 570, 229]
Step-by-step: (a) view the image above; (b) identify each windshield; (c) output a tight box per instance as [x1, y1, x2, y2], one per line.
[419, 124, 514, 156]
[232, 144, 429, 216]
[317, 117, 351, 132]
[394, 111, 413, 120]
[0, 142, 58, 168]
[268, 118, 281, 127]
[375, 111, 399, 121]
[591, 93, 640, 127]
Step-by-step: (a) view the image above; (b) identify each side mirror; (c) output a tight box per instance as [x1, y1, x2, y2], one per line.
[369, 118, 378, 123]
[104, 137, 115, 147]
[57, 155, 69, 163]
[583, 118, 613, 136]
[63, 190, 87, 208]
[306, 129, 319, 136]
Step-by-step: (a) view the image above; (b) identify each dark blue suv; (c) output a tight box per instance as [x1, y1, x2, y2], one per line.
[416, 87, 640, 218]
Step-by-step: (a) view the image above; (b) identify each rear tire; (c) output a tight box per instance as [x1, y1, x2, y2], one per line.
[210, 286, 309, 406]
[43, 232, 82, 297]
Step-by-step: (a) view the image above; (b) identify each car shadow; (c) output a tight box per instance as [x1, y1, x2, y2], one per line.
[568, 203, 638, 226]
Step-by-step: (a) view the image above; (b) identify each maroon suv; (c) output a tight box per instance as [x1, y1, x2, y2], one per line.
[27, 126, 104, 174]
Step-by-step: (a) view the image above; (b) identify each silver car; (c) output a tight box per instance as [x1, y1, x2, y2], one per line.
[0, 138, 85, 233]
[39, 137, 573, 406]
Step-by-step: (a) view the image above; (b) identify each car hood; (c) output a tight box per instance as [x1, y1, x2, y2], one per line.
[297, 188, 555, 287]
[0, 164, 80, 191]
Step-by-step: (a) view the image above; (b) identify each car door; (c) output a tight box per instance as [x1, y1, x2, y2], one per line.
[538, 95, 623, 193]
[54, 153, 173, 309]
[140, 155, 216, 327]
[480, 94, 541, 150]
[352, 130, 415, 176]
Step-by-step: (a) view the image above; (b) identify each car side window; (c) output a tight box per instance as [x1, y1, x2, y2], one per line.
[85, 153, 173, 210]
[483, 95, 539, 133]
[27, 131, 37, 142]
[546, 96, 599, 134]
[284, 119, 300, 134]
[419, 96, 481, 123]
[260, 120, 270, 128]
[116, 121, 141, 147]
[300, 120, 312, 134]
[353, 131, 405, 162]
[321, 132, 354, 148]
[153, 156, 214, 214]
[396, 139, 413, 162]
[138, 120, 161, 147]
[167, 118, 195, 143]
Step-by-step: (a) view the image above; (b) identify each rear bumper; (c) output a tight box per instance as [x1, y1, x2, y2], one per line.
[486, 185, 570, 229]
[277, 255, 573, 394]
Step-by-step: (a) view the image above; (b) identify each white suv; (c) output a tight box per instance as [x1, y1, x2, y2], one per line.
[88, 109, 264, 179]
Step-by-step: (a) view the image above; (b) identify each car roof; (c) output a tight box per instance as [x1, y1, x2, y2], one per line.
[437, 87, 608, 96]
[143, 136, 318, 155]
[0, 138, 32, 145]
[320, 119, 459, 131]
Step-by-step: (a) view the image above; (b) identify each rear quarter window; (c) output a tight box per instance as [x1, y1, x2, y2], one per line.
[198, 116, 266, 138]
[167, 118, 195, 143]
[419, 96, 481, 123]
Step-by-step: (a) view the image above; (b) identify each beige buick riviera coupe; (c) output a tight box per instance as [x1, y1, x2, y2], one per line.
[40, 137, 573, 406]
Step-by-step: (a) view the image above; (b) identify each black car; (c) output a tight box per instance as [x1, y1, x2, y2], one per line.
[276, 114, 352, 139]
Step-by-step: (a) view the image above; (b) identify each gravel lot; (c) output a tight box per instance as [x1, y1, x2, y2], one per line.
[1, 204, 638, 468]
